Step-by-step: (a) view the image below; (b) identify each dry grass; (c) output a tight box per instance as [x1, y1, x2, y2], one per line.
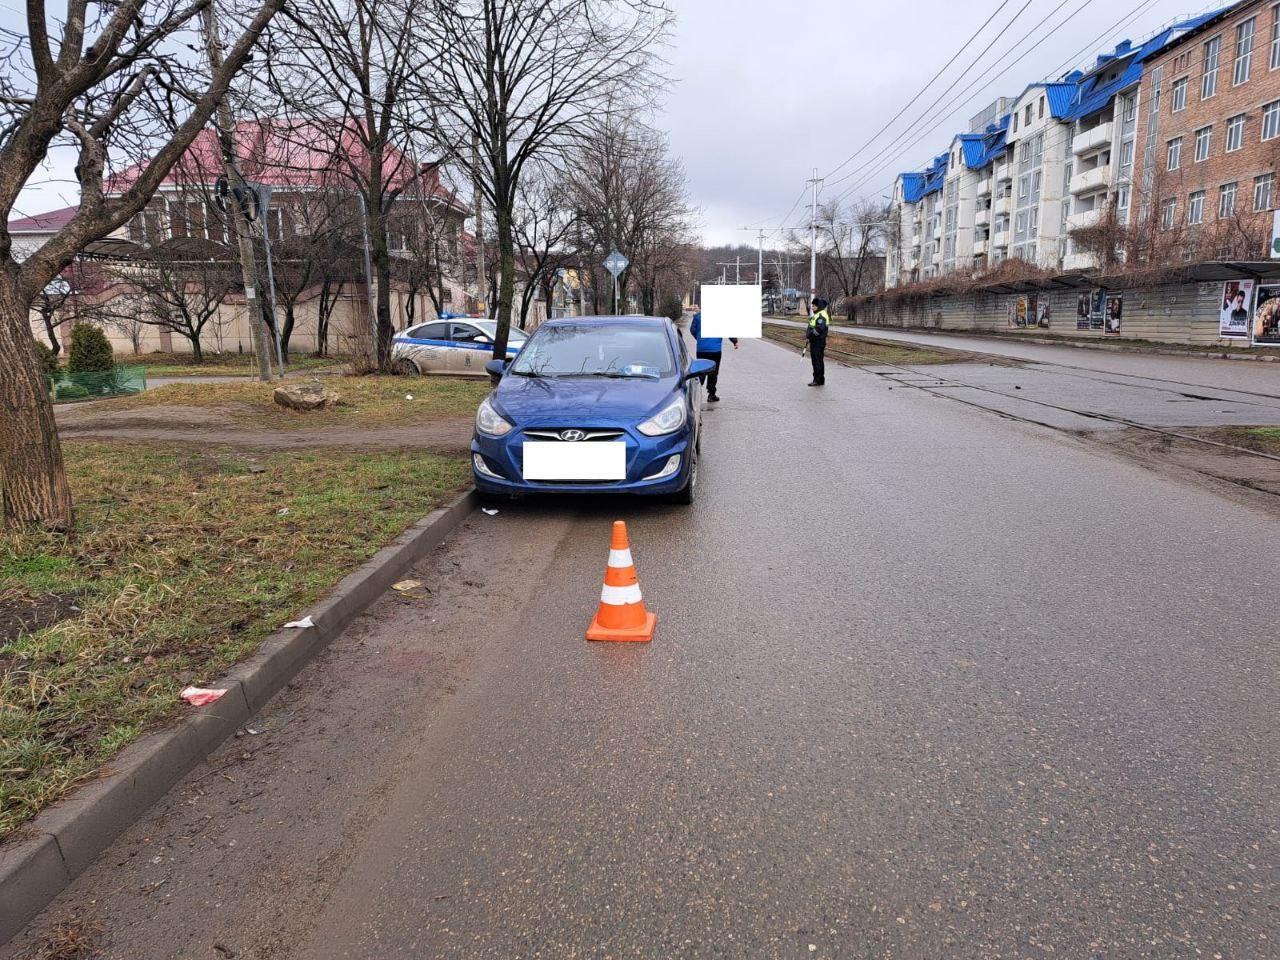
[117, 351, 346, 378]
[98, 374, 491, 430]
[0, 440, 470, 838]
[763, 324, 971, 366]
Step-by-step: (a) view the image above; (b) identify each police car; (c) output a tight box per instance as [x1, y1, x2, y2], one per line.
[391, 317, 529, 376]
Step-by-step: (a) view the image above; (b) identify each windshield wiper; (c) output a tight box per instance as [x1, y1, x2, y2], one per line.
[510, 368, 546, 378]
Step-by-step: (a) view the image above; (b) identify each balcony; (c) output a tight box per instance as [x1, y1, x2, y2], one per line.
[976, 179, 993, 197]
[1066, 208, 1102, 232]
[1072, 121, 1113, 156]
[975, 207, 991, 226]
[1063, 251, 1096, 271]
[995, 161, 1012, 182]
[1070, 166, 1110, 196]
[993, 196, 1012, 217]
[973, 239, 989, 256]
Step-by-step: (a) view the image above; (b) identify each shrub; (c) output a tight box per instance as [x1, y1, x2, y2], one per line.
[660, 294, 684, 323]
[67, 323, 114, 373]
[34, 341, 59, 379]
[54, 382, 90, 401]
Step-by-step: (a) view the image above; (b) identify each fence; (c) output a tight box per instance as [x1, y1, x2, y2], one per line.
[48, 365, 147, 403]
[856, 266, 1280, 348]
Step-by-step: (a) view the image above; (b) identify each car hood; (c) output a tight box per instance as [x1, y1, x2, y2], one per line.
[493, 374, 677, 422]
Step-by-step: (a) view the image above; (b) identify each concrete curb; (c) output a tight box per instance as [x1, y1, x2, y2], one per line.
[763, 317, 1278, 362]
[0, 488, 478, 946]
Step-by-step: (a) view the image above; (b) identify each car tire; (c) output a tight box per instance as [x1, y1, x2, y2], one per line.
[668, 444, 698, 505]
[394, 358, 420, 376]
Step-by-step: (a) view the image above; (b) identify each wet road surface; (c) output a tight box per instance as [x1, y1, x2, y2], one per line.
[7, 337, 1279, 959]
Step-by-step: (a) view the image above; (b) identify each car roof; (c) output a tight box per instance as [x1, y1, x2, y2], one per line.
[540, 315, 670, 328]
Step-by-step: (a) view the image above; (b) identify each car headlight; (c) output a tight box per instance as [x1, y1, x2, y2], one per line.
[476, 396, 513, 437]
[637, 397, 686, 436]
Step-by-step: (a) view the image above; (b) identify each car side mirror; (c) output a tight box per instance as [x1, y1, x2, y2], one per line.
[476, 335, 492, 344]
[484, 358, 509, 378]
[684, 358, 716, 382]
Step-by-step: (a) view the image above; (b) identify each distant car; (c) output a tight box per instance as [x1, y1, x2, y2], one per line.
[391, 319, 528, 376]
[470, 316, 715, 503]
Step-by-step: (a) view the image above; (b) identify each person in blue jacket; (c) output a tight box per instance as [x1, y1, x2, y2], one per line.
[688, 310, 738, 402]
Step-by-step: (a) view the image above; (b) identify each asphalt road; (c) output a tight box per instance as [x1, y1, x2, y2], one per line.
[8, 337, 1279, 959]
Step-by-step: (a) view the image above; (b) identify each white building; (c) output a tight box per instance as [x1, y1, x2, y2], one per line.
[885, 10, 1228, 288]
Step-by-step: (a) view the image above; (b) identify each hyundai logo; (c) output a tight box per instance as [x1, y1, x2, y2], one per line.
[560, 429, 587, 442]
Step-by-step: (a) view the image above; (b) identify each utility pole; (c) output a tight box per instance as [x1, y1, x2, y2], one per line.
[807, 167, 823, 305]
[201, 1, 273, 381]
[472, 132, 487, 316]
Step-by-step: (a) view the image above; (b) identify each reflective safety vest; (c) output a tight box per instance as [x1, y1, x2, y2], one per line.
[808, 308, 830, 333]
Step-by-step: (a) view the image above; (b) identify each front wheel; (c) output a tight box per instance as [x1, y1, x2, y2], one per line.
[667, 445, 698, 505]
[394, 358, 420, 376]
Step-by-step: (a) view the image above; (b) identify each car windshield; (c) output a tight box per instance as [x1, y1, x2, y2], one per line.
[509, 322, 673, 379]
[474, 321, 526, 342]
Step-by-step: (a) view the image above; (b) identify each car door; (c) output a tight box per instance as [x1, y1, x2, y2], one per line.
[448, 322, 491, 374]
[401, 320, 452, 373]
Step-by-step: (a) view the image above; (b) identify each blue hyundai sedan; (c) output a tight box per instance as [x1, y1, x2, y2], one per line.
[470, 316, 715, 503]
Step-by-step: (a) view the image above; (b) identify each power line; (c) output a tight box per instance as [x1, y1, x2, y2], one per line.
[826, 0, 1093, 199]
[833, 0, 1165, 209]
[827, 0, 1163, 208]
[821, 0, 1030, 183]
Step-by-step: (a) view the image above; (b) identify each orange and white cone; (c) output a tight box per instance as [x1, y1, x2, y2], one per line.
[586, 520, 657, 643]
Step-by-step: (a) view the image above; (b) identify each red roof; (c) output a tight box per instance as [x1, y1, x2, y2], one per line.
[7, 204, 79, 233]
[107, 119, 460, 206]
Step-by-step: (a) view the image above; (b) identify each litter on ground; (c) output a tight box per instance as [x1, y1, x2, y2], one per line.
[283, 615, 314, 628]
[482, 508, 499, 516]
[180, 686, 228, 707]
[392, 579, 422, 592]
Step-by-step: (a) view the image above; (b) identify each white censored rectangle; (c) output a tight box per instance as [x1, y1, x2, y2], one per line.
[522, 441, 626, 480]
[700, 284, 762, 338]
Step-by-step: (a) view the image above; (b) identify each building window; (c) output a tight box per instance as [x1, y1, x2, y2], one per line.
[1271, 3, 1280, 70]
[1039, 95, 1045, 118]
[1119, 138, 1135, 173]
[1255, 172, 1275, 210]
[1167, 137, 1182, 170]
[1219, 181, 1238, 218]
[1161, 197, 1177, 229]
[1025, 104, 1033, 125]
[1171, 76, 1188, 111]
[1194, 125, 1212, 162]
[1226, 113, 1246, 151]
[1202, 35, 1221, 99]
[1187, 190, 1204, 224]
[1012, 113, 1018, 133]
[1263, 99, 1280, 140]
[1234, 17, 1256, 85]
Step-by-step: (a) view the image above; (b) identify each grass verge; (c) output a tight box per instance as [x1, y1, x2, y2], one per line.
[116, 352, 348, 378]
[96, 375, 492, 431]
[763, 324, 974, 365]
[0, 440, 470, 839]
[1216, 426, 1280, 456]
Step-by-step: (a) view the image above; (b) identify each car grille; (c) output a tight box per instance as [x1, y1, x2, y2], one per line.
[523, 429, 626, 441]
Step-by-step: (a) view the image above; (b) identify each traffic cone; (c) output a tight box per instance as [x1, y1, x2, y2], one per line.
[586, 520, 657, 643]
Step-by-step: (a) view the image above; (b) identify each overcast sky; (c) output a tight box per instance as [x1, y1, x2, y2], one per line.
[664, 0, 1223, 246]
[10, 0, 1221, 241]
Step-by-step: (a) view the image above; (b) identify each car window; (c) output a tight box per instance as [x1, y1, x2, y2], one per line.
[451, 323, 487, 342]
[510, 322, 675, 378]
[410, 321, 449, 340]
[474, 321, 526, 342]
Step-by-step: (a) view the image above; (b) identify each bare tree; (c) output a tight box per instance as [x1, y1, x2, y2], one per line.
[0, 0, 284, 529]
[261, 0, 428, 370]
[801, 198, 889, 318]
[513, 163, 579, 328]
[96, 243, 239, 360]
[415, 0, 672, 358]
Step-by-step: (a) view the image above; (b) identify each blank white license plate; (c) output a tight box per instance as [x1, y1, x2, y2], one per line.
[522, 441, 626, 480]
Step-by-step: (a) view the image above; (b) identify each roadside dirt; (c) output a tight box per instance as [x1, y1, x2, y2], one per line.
[1, 512, 571, 960]
[54, 402, 474, 453]
[1093, 426, 1280, 500]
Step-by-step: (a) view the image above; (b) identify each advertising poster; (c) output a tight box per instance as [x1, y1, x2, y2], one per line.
[1219, 279, 1255, 339]
[1076, 293, 1090, 330]
[1007, 301, 1017, 327]
[1037, 299, 1051, 328]
[1104, 293, 1123, 336]
[1252, 284, 1280, 345]
[1089, 289, 1105, 330]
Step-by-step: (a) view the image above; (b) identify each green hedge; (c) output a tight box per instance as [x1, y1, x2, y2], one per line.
[48, 365, 146, 403]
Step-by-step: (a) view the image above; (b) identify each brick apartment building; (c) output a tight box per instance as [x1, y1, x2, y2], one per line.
[1134, 0, 1280, 250]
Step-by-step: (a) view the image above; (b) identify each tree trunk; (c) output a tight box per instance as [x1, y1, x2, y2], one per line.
[42, 313, 61, 354]
[368, 206, 395, 371]
[189, 332, 204, 363]
[0, 286, 74, 530]
[492, 207, 516, 358]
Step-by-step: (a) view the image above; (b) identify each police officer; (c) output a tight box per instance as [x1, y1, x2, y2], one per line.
[806, 296, 830, 386]
[689, 310, 738, 402]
